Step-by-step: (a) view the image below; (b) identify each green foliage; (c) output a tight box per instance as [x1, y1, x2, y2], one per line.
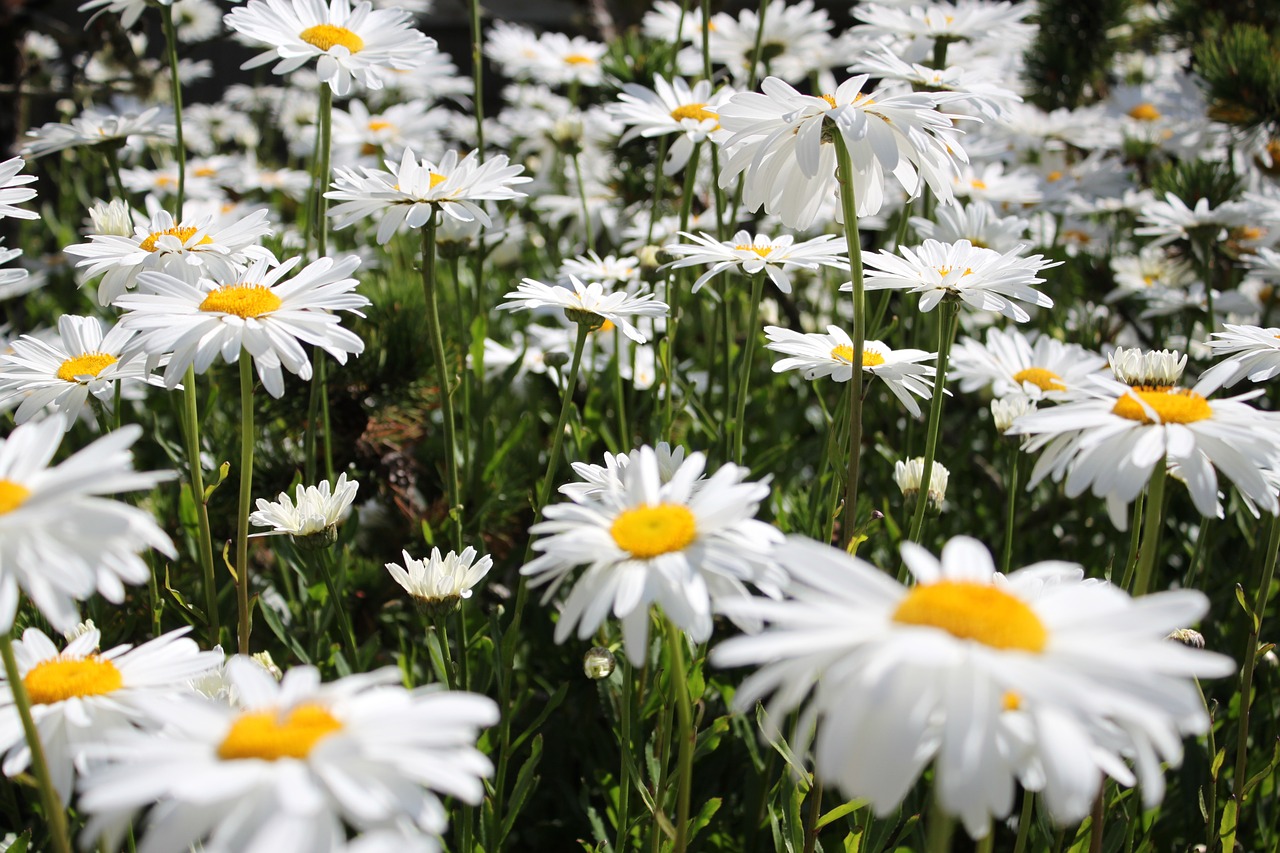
[1194, 24, 1280, 131]
[1022, 0, 1131, 110]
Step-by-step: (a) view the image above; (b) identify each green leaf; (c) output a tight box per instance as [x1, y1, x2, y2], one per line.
[203, 461, 231, 502]
[1219, 797, 1239, 853]
[500, 734, 543, 841]
[819, 799, 869, 829]
[688, 796, 722, 843]
[511, 683, 568, 755]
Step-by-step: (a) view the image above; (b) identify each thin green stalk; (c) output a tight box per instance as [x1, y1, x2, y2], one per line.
[976, 833, 994, 853]
[316, 547, 357, 660]
[831, 133, 866, 548]
[664, 620, 696, 853]
[236, 353, 256, 655]
[734, 274, 765, 465]
[305, 84, 335, 484]
[802, 780, 824, 853]
[181, 367, 219, 646]
[102, 147, 128, 205]
[1119, 491, 1145, 588]
[926, 793, 955, 853]
[572, 150, 595, 253]
[613, 327, 628, 447]
[1013, 790, 1035, 853]
[1088, 789, 1105, 853]
[1002, 444, 1019, 573]
[0, 633, 73, 853]
[700, 0, 713, 81]
[533, 324, 592, 515]
[420, 215, 463, 550]
[615, 658, 635, 852]
[1230, 513, 1280, 812]
[1184, 515, 1213, 589]
[746, 0, 769, 89]
[907, 300, 960, 544]
[469, 0, 486, 162]
[645, 136, 671, 246]
[663, 141, 702, 439]
[1130, 461, 1168, 597]
[160, 3, 186, 219]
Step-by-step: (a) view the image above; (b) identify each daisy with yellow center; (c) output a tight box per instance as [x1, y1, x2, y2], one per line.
[662, 229, 849, 294]
[115, 254, 368, 399]
[0, 626, 220, 804]
[524, 446, 785, 666]
[764, 325, 938, 417]
[712, 534, 1234, 839]
[608, 76, 732, 175]
[77, 657, 500, 853]
[949, 326, 1106, 401]
[224, 0, 437, 96]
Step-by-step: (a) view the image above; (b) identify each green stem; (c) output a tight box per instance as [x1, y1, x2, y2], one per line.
[1002, 444, 1019, 573]
[420, 215, 463, 551]
[1119, 491, 1144, 588]
[316, 547, 357, 660]
[0, 634, 72, 853]
[664, 141, 702, 440]
[102, 146, 128, 205]
[926, 793, 955, 853]
[160, 3, 186, 219]
[305, 84, 335, 484]
[976, 833, 994, 853]
[802, 780, 824, 853]
[746, 0, 769, 89]
[734, 274, 765, 465]
[665, 620, 696, 853]
[615, 658, 634, 852]
[469, 0, 486, 162]
[534, 324, 592, 515]
[1184, 515, 1213, 589]
[1230, 513, 1280, 810]
[572, 150, 594, 253]
[1012, 790, 1035, 853]
[236, 353, 256, 654]
[831, 132, 866, 549]
[1088, 789, 1105, 853]
[613, 327, 628, 447]
[181, 368, 219, 647]
[907, 300, 960, 544]
[1130, 461, 1167, 597]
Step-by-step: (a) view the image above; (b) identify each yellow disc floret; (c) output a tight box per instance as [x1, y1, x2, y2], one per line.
[217, 704, 344, 761]
[734, 244, 773, 257]
[199, 285, 284, 319]
[139, 227, 213, 253]
[563, 54, 596, 65]
[428, 172, 448, 189]
[0, 480, 31, 515]
[1111, 388, 1212, 424]
[1127, 103, 1161, 122]
[56, 353, 119, 383]
[892, 581, 1048, 652]
[23, 656, 124, 705]
[670, 104, 719, 123]
[299, 24, 365, 53]
[1012, 367, 1066, 392]
[830, 345, 886, 367]
[610, 504, 697, 559]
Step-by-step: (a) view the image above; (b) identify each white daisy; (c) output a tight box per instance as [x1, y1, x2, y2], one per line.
[524, 446, 786, 665]
[64, 206, 275, 306]
[558, 252, 641, 288]
[77, 657, 499, 853]
[852, 1, 1036, 50]
[0, 157, 38, 221]
[115, 254, 368, 399]
[327, 147, 530, 245]
[1200, 324, 1280, 388]
[609, 77, 733, 175]
[910, 200, 1030, 253]
[0, 314, 164, 428]
[702, 0, 836, 85]
[224, 0, 437, 96]
[385, 547, 493, 613]
[0, 241, 33, 301]
[249, 473, 359, 545]
[662, 230, 849, 294]
[894, 457, 950, 509]
[849, 46, 1022, 122]
[852, 239, 1058, 323]
[0, 626, 221, 803]
[559, 443, 690, 503]
[20, 105, 175, 159]
[530, 31, 608, 88]
[498, 276, 669, 345]
[0, 416, 175, 633]
[764, 326, 937, 417]
[712, 534, 1234, 838]
[949, 327, 1107, 401]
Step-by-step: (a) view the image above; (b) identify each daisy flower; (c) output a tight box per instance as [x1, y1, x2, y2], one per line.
[949, 327, 1107, 401]
[0, 157, 38, 221]
[910, 200, 1030, 253]
[524, 446, 786, 665]
[77, 658, 499, 853]
[250, 473, 359, 546]
[0, 314, 165, 428]
[717, 75, 966, 228]
[115, 254, 368, 398]
[1201, 324, 1280, 388]
[0, 241, 33, 301]
[0, 416, 175, 633]
[894, 456, 950, 510]
[78, 0, 163, 29]
[531, 31, 608, 88]
[559, 442, 690, 502]
[609, 77, 732, 175]
[224, 0, 437, 96]
[712, 535, 1234, 838]
[1008, 370, 1280, 528]
[702, 0, 835, 85]
[327, 147, 531, 245]
[852, 1, 1036, 50]
[852, 239, 1058, 323]
[764, 326, 937, 417]
[498, 276, 669, 345]
[0, 625, 221, 803]
[385, 547, 493, 614]
[20, 105, 175, 159]
[559, 251, 641, 288]
[64, 206, 275, 306]
[849, 46, 1022, 122]
[662, 230, 849, 294]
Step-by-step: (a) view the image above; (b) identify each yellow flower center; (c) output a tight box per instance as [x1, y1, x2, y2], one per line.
[1127, 103, 1161, 121]
[299, 24, 364, 53]
[139, 227, 213, 253]
[1002, 691, 1022, 712]
[892, 581, 1047, 652]
[1046, 170, 1064, 182]
[610, 504, 697, 559]
[0, 480, 32, 515]
[935, 266, 974, 278]
[1111, 388, 1212, 424]
[563, 53, 596, 65]
[23, 656, 123, 705]
[670, 103, 718, 123]
[830, 345, 886, 367]
[56, 352, 119, 383]
[1012, 367, 1065, 392]
[198, 285, 283, 319]
[821, 94, 838, 108]
[734, 244, 773, 257]
[367, 120, 393, 131]
[429, 172, 448, 188]
[969, 179, 988, 190]
[217, 704, 344, 761]
[193, 166, 217, 178]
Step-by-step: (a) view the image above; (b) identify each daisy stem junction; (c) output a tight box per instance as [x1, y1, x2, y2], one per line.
[180, 366, 219, 647]
[159, 2, 186, 219]
[420, 214, 463, 551]
[907, 299, 959, 545]
[1130, 460, 1168, 598]
[831, 132, 867, 549]
[236, 351, 256, 655]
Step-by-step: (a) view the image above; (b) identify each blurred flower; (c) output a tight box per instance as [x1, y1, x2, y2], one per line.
[498, 276, 668, 344]
[21, 105, 175, 159]
[0, 158, 38, 221]
[894, 456, 949, 510]
[662, 230, 848, 294]
[609, 77, 732, 175]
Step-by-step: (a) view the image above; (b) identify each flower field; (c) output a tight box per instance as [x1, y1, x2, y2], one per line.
[1, 0, 1279, 850]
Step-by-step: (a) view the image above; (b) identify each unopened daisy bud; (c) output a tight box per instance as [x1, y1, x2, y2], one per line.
[1109, 347, 1187, 387]
[1166, 628, 1206, 649]
[386, 546, 493, 617]
[249, 474, 359, 550]
[251, 650, 284, 680]
[991, 395, 1037, 434]
[87, 198, 134, 236]
[895, 457, 949, 511]
[583, 646, 616, 680]
[544, 350, 571, 370]
[638, 245, 663, 271]
[550, 116, 584, 153]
